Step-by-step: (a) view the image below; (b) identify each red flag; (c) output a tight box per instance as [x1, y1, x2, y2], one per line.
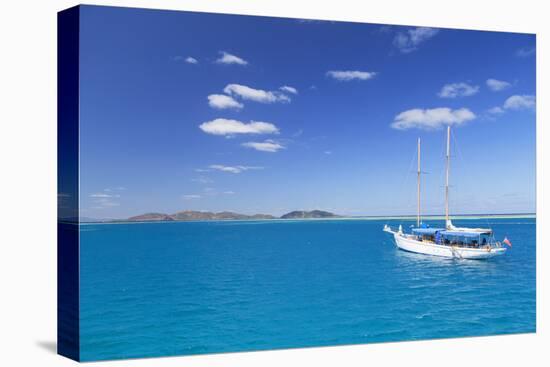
[503, 237, 512, 247]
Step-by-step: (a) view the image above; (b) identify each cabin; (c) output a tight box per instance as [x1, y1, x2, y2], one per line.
[412, 227, 494, 248]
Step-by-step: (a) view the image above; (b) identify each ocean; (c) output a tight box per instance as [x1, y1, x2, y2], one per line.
[79, 217, 536, 361]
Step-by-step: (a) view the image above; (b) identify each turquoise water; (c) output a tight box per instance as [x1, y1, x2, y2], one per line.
[80, 218, 536, 361]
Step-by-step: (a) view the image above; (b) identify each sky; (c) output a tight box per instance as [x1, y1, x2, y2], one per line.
[77, 5, 536, 219]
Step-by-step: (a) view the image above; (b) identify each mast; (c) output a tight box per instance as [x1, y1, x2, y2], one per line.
[445, 126, 450, 226]
[417, 137, 421, 227]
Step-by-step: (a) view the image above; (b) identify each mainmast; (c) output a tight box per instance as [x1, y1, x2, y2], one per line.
[445, 126, 451, 227]
[417, 137, 421, 227]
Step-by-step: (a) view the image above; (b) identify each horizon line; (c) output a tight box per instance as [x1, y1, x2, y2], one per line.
[70, 211, 536, 224]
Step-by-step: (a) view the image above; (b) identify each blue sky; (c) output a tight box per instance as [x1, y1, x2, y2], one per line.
[78, 5, 536, 218]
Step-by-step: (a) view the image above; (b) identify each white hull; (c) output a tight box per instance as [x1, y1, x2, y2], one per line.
[388, 231, 506, 259]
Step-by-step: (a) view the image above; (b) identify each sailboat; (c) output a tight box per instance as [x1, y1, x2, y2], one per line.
[383, 126, 508, 259]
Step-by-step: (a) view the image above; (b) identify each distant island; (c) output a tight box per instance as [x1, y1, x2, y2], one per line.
[82, 210, 341, 223]
[280, 210, 341, 219]
[127, 211, 278, 222]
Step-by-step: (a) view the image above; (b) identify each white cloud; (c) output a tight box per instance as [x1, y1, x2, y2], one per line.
[516, 47, 535, 57]
[503, 95, 536, 110]
[104, 187, 126, 192]
[326, 70, 376, 81]
[242, 140, 285, 152]
[91, 197, 120, 209]
[191, 176, 213, 184]
[182, 194, 201, 200]
[224, 84, 290, 103]
[292, 129, 304, 138]
[487, 106, 505, 114]
[184, 187, 237, 197]
[90, 193, 120, 198]
[215, 51, 248, 65]
[185, 56, 198, 64]
[209, 165, 263, 174]
[487, 95, 535, 118]
[94, 200, 119, 208]
[391, 107, 476, 130]
[486, 78, 511, 91]
[207, 94, 243, 110]
[280, 85, 298, 94]
[89, 189, 124, 209]
[199, 118, 279, 136]
[393, 27, 439, 53]
[438, 83, 479, 98]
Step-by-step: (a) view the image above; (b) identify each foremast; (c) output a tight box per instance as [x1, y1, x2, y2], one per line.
[445, 126, 452, 229]
[417, 137, 421, 228]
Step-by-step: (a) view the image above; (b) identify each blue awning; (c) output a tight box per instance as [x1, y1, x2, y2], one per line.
[412, 228, 444, 235]
[439, 230, 483, 238]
